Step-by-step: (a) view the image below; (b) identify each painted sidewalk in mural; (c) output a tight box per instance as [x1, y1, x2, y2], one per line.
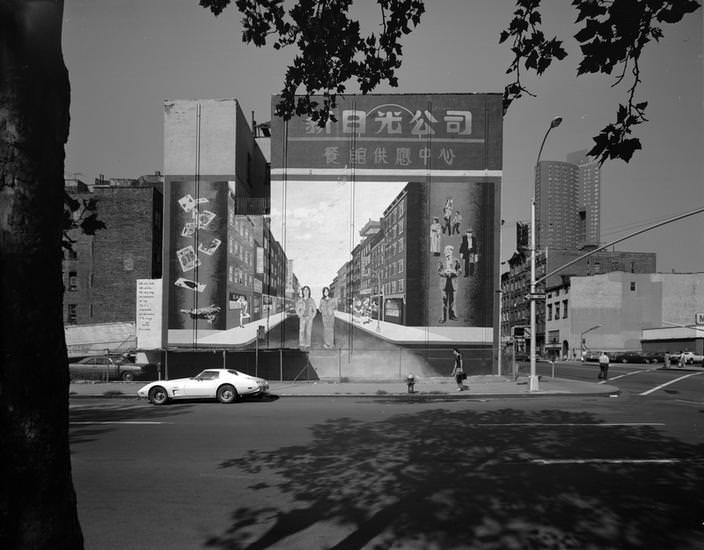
[171, 311, 492, 348]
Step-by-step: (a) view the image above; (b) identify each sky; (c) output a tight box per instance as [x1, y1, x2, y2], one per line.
[62, 0, 704, 293]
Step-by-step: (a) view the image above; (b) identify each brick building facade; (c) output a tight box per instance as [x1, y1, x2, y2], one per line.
[63, 176, 163, 325]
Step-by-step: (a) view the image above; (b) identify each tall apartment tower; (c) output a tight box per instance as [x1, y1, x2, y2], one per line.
[535, 149, 601, 250]
[567, 149, 601, 249]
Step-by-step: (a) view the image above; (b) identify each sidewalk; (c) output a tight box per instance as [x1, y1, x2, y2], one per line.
[69, 375, 619, 399]
[337, 311, 493, 346]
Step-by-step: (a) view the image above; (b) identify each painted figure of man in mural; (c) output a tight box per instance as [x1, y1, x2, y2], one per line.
[319, 287, 337, 349]
[237, 295, 250, 327]
[296, 286, 317, 349]
[438, 244, 461, 323]
[459, 228, 478, 277]
[430, 216, 442, 256]
[452, 210, 462, 235]
[442, 198, 453, 235]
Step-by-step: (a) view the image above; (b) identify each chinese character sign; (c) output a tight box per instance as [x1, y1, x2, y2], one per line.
[271, 93, 503, 173]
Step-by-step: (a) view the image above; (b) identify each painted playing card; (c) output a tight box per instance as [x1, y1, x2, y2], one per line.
[176, 245, 200, 272]
[198, 238, 222, 256]
[178, 194, 196, 212]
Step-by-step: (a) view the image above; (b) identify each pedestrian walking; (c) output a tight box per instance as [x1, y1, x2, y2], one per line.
[598, 351, 610, 380]
[450, 348, 467, 391]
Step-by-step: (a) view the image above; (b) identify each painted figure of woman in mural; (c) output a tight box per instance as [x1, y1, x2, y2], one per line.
[430, 216, 442, 256]
[459, 228, 478, 277]
[442, 198, 454, 235]
[297, 286, 317, 349]
[438, 244, 462, 323]
[319, 287, 337, 349]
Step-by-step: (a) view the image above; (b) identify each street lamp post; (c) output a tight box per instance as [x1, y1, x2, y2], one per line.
[529, 116, 563, 391]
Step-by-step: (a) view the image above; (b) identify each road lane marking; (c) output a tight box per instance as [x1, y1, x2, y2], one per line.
[599, 369, 648, 383]
[452, 423, 664, 427]
[639, 371, 704, 396]
[70, 421, 170, 425]
[532, 458, 681, 465]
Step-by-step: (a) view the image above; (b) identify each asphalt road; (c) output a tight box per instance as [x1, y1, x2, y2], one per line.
[70, 367, 704, 550]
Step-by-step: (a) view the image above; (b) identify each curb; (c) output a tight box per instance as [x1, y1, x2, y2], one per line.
[69, 388, 620, 400]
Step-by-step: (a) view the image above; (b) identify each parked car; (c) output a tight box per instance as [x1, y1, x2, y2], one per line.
[642, 351, 665, 364]
[669, 351, 704, 365]
[581, 350, 602, 362]
[137, 369, 269, 405]
[610, 351, 651, 364]
[69, 354, 153, 381]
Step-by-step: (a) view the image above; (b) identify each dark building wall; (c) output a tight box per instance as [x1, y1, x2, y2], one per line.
[404, 184, 426, 325]
[90, 186, 162, 323]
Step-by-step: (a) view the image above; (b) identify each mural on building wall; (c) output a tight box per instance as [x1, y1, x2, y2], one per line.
[167, 178, 229, 334]
[162, 94, 501, 375]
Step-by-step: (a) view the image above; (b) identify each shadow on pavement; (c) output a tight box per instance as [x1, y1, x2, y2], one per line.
[205, 407, 704, 549]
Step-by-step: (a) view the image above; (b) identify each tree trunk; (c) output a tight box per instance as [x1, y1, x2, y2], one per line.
[0, 1, 84, 548]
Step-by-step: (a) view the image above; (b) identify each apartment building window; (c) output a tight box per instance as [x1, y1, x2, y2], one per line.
[398, 259, 404, 273]
[555, 303, 560, 320]
[562, 299, 568, 318]
[547, 304, 552, 321]
[67, 304, 77, 324]
[398, 279, 404, 292]
[68, 271, 78, 291]
[630, 281, 637, 291]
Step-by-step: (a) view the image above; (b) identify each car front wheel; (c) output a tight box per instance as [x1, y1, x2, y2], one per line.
[149, 386, 169, 405]
[217, 384, 238, 404]
[122, 371, 135, 381]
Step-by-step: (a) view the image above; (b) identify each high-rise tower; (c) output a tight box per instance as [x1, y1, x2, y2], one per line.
[567, 149, 601, 248]
[535, 149, 601, 250]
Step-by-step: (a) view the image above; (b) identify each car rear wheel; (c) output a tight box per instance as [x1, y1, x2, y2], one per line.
[217, 384, 238, 404]
[149, 386, 169, 405]
[122, 371, 135, 381]
[621, 358, 628, 363]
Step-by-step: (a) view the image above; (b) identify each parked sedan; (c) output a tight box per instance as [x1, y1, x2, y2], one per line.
[581, 350, 602, 362]
[69, 355, 151, 381]
[670, 351, 704, 365]
[137, 369, 269, 405]
[610, 351, 651, 364]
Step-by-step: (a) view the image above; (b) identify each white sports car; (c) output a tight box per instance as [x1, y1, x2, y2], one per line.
[137, 369, 269, 405]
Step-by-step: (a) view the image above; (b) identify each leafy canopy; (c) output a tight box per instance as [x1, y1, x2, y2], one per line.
[63, 193, 105, 250]
[201, 0, 700, 165]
